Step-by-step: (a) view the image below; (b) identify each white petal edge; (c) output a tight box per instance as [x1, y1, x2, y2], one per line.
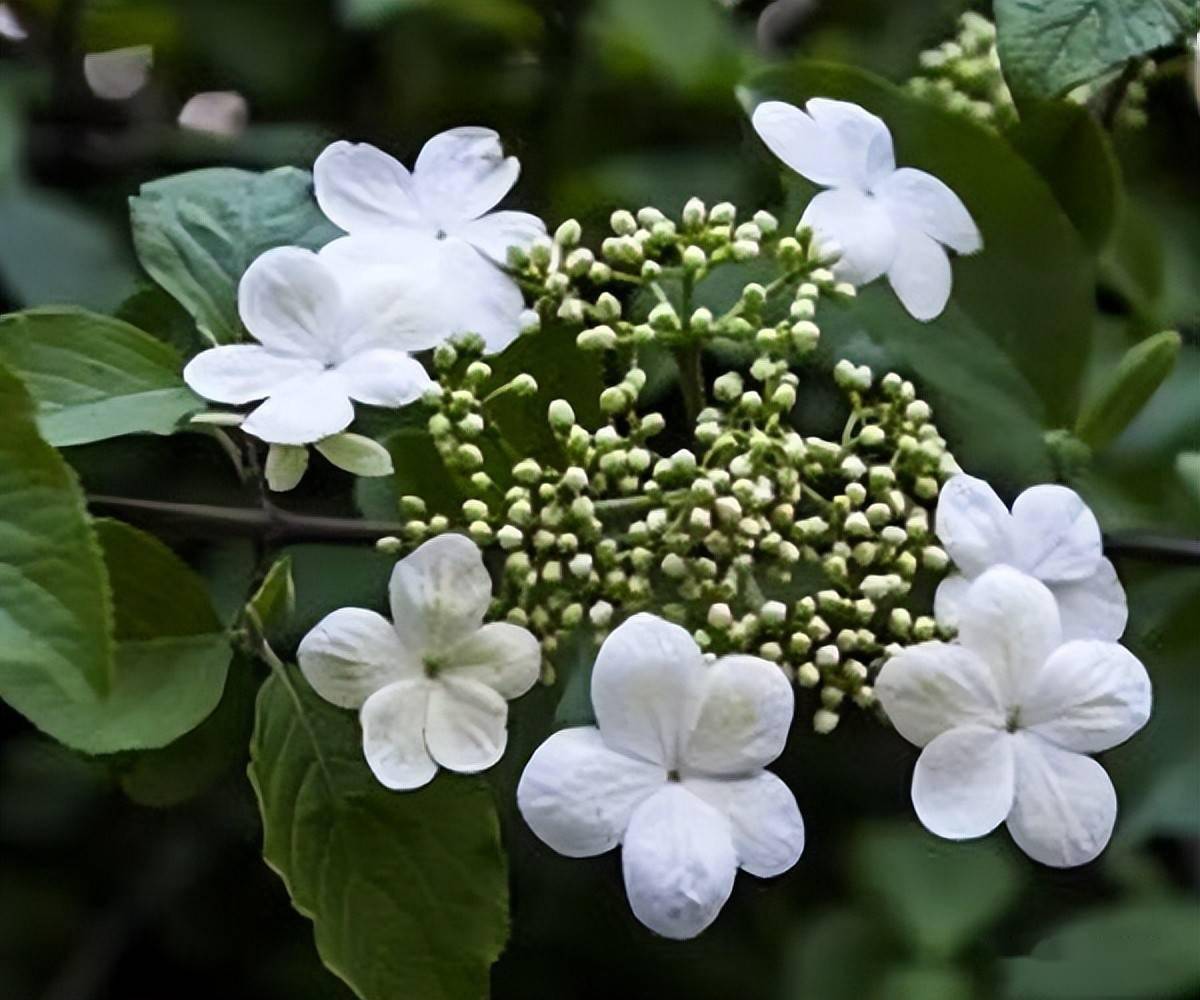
[752, 99, 857, 188]
[239, 371, 354, 445]
[297, 607, 416, 708]
[360, 679, 436, 790]
[424, 676, 508, 774]
[886, 230, 953, 322]
[237, 247, 342, 359]
[800, 187, 898, 286]
[313, 140, 424, 234]
[912, 725, 1015, 840]
[413, 126, 520, 225]
[1006, 733, 1117, 867]
[182, 345, 321, 405]
[444, 621, 541, 700]
[957, 567, 1063, 705]
[1010, 484, 1103, 583]
[682, 655, 794, 775]
[805, 97, 897, 190]
[335, 349, 432, 408]
[933, 572, 972, 630]
[873, 167, 982, 254]
[388, 533, 493, 655]
[591, 613, 706, 769]
[1021, 639, 1151, 754]
[517, 727, 666, 858]
[685, 772, 804, 878]
[936, 474, 1014, 577]
[621, 784, 738, 939]
[454, 210, 546, 265]
[1052, 559, 1129, 642]
[875, 641, 1004, 747]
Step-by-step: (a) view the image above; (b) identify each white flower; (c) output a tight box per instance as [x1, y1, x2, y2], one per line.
[183, 246, 441, 445]
[297, 534, 540, 790]
[935, 474, 1127, 641]
[876, 566, 1151, 867]
[517, 613, 804, 940]
[313, 127, 546, 354]
[751, 97, 981, 321]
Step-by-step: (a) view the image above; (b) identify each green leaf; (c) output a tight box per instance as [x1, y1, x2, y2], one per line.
[266, 443, 310, 492]
[1075, 329, 1181, 450]
[1007, 100, 1122, 253]
[129, 166, 339, 345]
[0, 361, 114, 700]
[246, 554, 296, 641]
[0, 307, 202, 447]
[740, 61, 1095, 425]
[852, 822, 1022, 961]
[994, 0, 1200, 99]
[249, 666, 510, 1000]
[1001, 902, 1200, 999]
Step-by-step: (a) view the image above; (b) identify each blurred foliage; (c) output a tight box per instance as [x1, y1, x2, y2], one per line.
[0, 0, 1197, 998]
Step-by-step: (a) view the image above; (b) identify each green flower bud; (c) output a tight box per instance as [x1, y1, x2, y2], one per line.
[548, 399, 576, 431]
[813, 709, 840, 734]
[710, 202, 737, 226]
[594, 292, 622, 321]
[555, 218, 582, 246]
[497, 524, 524, 550]
[682, 197, 707, 228]
[610, 209, 637, 235]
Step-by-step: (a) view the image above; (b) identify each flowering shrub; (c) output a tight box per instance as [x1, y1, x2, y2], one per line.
[0, 3, 1197, 999]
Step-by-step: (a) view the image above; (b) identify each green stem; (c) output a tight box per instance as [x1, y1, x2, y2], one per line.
[674, 343, 705, 424]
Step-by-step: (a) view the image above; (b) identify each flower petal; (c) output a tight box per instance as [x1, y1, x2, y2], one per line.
[1010, 484, 1103, 583]
[238, 247, 342, 359]
[682, 655, 793, 775]
[335, 349, 431, 407]
[313, 140, 424, 234]
[388, 533, 492, 654]
[875, 641, 1004, 747]
[591, 613, 707, 768]
[957, 567, 1063, 704]
[935, 474, 1014, 575]
[912, 725, 1015, 840]
[621, 784, 738, 939]
[752, 99, 894, 190]
[517, 727, 665, 858]
[454, 210, 546, 264]
[1006, 734, 1116, 867]
[1052, 559, 1129, 641]
[297, 607, 417, 708]
[182, 344, 321, 405]
[444, 621, 540, 700]
[413, 127, 520, 224]
[874, 167, 982, 254]
[424, 676, 508, 773]
[239, 370, 354, 445]
[800, 187, 898, 285]
[685, 772, 804, 878]
[886, 230, 953, 322]
[360, 679, 436, 790]
[806, 97, 896, 189]
[933, 572, 972, 629]
[1021, 640, 1151, 753]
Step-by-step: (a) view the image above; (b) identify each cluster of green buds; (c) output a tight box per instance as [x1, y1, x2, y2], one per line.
[1067, 58, 1158, 129]
[908, 13, 1017, 128]
[379, 200, 959, 730]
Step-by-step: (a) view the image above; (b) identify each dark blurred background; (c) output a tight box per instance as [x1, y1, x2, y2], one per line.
[1, 2, 1197, 998]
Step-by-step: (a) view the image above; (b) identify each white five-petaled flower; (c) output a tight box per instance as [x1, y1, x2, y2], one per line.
[751, 97, 982, 321]
[297, 534, 540, 789]
[876, 566, 1151, 867]
[313, 127, 545, 354]
[935, 474, 1127, 641]
[183, 246, 442, 445]
[517, 613, 805, 940]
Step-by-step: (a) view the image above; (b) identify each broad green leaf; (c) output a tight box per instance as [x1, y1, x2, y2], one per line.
[852, 822, 1022, 961]
[1001, 902, 1200, 999]
[4, 518, 233, 754]
[129, 166, 339, 345]
[1008, 101, 1122, 253]
[0, 362, 114, 700]
[995, 0, 1200, 99]
[247, 554, 296, 641]
[1075, 329, 1181, 450]
[0, 307, 202, 447]
[740, 61, 1094, 425]
[249, 666, 510, 1000]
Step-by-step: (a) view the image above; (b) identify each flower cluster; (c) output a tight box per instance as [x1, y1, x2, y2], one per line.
[907, 13, 1017, 128]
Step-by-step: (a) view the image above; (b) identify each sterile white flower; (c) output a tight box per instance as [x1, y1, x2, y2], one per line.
[313, 127, 546, 354]
[876, 566, 1151, 867]
[934, 474, 1128, 641]
[183, 246, 441, 445]
[298, 534, 540, 790]
[517, 613, 804, 940]
[751, 97, 981, 321]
